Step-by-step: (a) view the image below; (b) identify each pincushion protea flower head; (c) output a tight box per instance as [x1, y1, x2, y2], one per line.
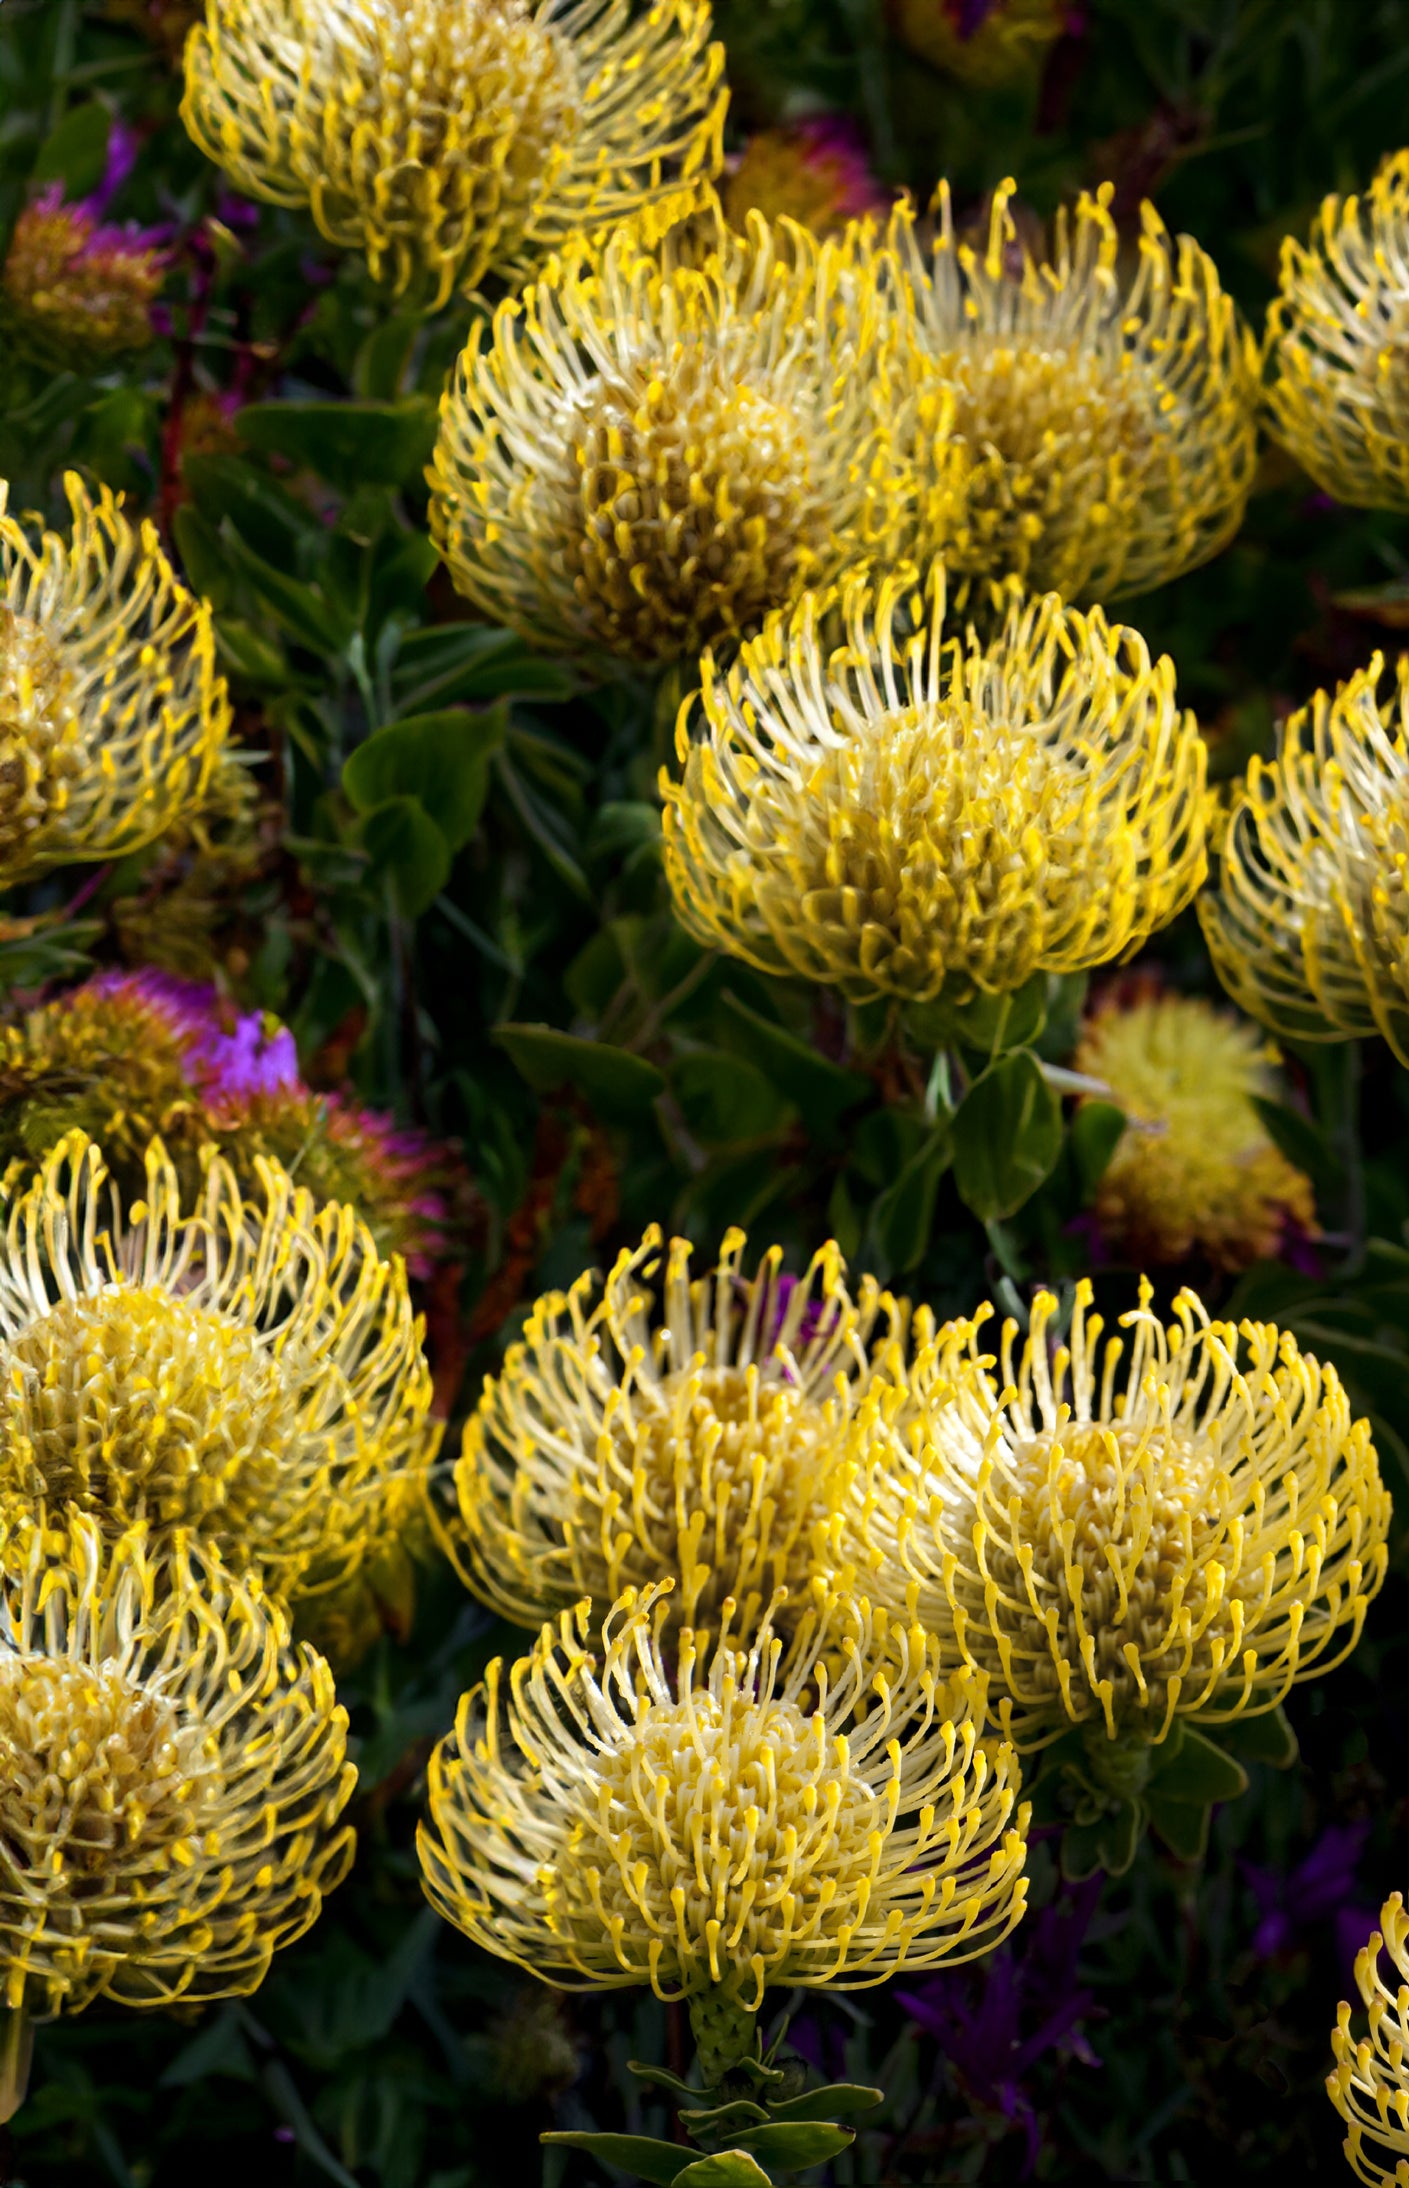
[445, 1226, 909, 1634]
[418, 1579, 1029, 2081]
[182, 0, 726, 310]
[890, 0, 1068, 87]
[429, 194, 897, 666]
[1330, 1893, 1409, 2186]
[1200, 655, 1409, 1065]
[835, 1281, 1390, 1749]
[1074, 983, 1317, 1269]
[0, 1509, 354, 2040]
[2, 188, 166, 368]
[0, 1133, 438, 1639]
[661, 565, 1207, 1002]
[887, 180, 1258, 603]
[722, 115, 889, 238]
[0, 969, 460, 1282]
[0, 473, 231, 892]
[1264, 153, 1409, 509]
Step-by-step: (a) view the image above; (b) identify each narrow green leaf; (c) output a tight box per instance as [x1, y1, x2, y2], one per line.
[868, 1124, 952, 1274]
[539, 2132, 691, 2186]
[765, 2086, 883, 2124]
[236, 398, 438, 491]
[494, 1024, 665, 1125]
[733, 2121, 855, 2166]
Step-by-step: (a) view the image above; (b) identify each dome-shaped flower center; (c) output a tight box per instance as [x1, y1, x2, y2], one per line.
[0, 1656, 218, 1896]
[564, 349, 823, 659]
[920, 339, 1152, 591]
[974, 1421, 1235, 1732]
[754, 697, 1093, 996]
[612, 1363, 836, 1626]
[553, 1686, 876, 1996]
[0, 1289, 301, 1544]
[0, 606, 82, 864]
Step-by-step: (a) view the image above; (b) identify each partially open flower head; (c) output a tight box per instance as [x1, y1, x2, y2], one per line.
[1074, 984, 1317, 1269]
[662, 565, 1207, 1002]
[447, 1226, 907, 1635]
[0, 970, 461, 1283]
[429, 195, 894, 665]
[1265, 153, 1409, 509]
[0, 1133, 438, 1634]
[2, 188, 166, 369]
[838, 1282, 1389, 1749]
[183, 0, 726, 310]
[890, 0, 1068, 87]
[1330, 1893, 1409, 2187]
[888, 180, 1258, 602]
[0, 1508, 355, 2020]
[722, 115, 889, 239]
[418, 1579, 1028, 2078]
[1200, 655, 1409, 1066]
[0, 474, 230, 892]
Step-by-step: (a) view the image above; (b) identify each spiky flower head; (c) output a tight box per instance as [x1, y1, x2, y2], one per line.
[182, 0, 726, 311]
[428, 194, 895, 666]
[0, 969, 460, 1281]
[446, 1226, 909, 1634]
[1199, 655, 1409, 1066]
[0, 473, 231, 893]
[722, 115, 888, 238]
[0, 1133, 438, 1633]
[2, 187, 166, 369]
[836, 1282, 1389, 1749]
[1330, 1893, 1409, 2187]
[0, 1507, 355, 2020]
[1264, 153, 1409, 509]
[890, 0, 1069, 87]
[1073, 983, 1317, 1269]
[418, 1578, 1028, 2078]
[661, 565, 1207, 1003]
[887, 179, 1258, 603]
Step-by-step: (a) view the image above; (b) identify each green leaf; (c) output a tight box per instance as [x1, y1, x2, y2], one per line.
[670, 2155, 774, 2188]
[343, 705, 507, 849]
[1219, 1705, 1299, 1769]
[733, 2121, 855, 2167]
[952, 1050, 1063, 1221]
[1251, 1095, 1336, 1202]
[173, 506, 234, 613]
[390, 623, 577, 710]
[540, 2132, 691, 2186]
[766, 2085, 883, 2124]
[219, 526, 352, 653]
[1147, 1792, 1211, 1863]
[213, 618, 287, 686]
[718, 994, 870, 1133]
[1060, 1814, 1107, 1882]
[359, 797, 452, 917]
[33, 101, 110, 195]
[1148, 1725, 1249, 1805]
[677, 2100, 772, 2135]
[494, 1024, 665, 1125]
[673, 1049, 791, 1143]
[236, 399, 439, 492]
[1071, 1100, 1127, 1199]
[868, 1124, 952, 1274]
[1096, 1796, 1142, 1876]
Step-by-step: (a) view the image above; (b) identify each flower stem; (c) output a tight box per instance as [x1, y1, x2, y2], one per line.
[0, 2004, 33, 2126]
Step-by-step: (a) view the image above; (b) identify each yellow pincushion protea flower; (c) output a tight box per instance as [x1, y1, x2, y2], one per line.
[182, 0, 726, 311]
[1330, 1893, 1409, 2187]
[418, 1579, 1028, 2080]
[888, 180, 1258, 602]
[661, 566, 1207, 1002]
[890, 0, 1067, 87]
[1264, 153, 1409, 509]
[1074, 985, 1317, 1269]
[0, 473, 231, 892]
[428, 195, 895, 665]
[1200, 656, 1409, 1065]
[0, 1509, 353, 2109]
[836, 1282, 1389, 1750]
[0, 1133, 437, 1633]
[445, 1226, 908, 1634]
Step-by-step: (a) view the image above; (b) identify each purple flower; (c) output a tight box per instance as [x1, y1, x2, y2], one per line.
[1242, 1824, 1378, 1974]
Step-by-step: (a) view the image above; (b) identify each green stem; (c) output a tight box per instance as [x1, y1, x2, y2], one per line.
[0, 2003, 33, 2126]
[687, 1988, 756, 2089]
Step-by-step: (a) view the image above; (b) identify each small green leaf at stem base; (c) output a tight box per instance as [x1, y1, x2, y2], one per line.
[540, 2131, 692, 2185]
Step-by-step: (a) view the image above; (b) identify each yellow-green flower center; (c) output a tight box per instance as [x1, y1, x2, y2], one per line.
[0, 1289, 300, 1542]
[0, 607, 82, 866]
[563, 351, 822, 659]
